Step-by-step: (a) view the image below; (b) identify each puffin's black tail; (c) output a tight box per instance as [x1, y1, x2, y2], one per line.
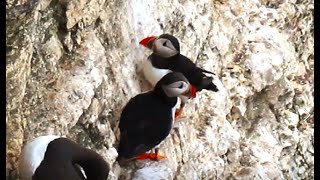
[206, 82, 218, 92]
[116, 141, 127, 161]
[200, 68, 216, 75]
[201, 77, 218, 92]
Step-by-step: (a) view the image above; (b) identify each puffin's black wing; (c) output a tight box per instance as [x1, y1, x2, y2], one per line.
[117, 92, 173, 159]
[149, 53, 218, 92]
[33, 162, 85, 180]
[171, 55, 218, 92]
[174, 54, 215, 74]
[33, 138, 109, 180]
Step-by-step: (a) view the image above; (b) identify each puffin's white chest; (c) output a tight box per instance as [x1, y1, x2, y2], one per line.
[154, 99, 180, 149]
[19, 135, 60, 180]
[142, 58, 172, 86]
[171, 98, 180, 120]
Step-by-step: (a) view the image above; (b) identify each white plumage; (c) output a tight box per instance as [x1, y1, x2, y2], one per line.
[142, 57, 172, 86]
[18, 135, 60, 180]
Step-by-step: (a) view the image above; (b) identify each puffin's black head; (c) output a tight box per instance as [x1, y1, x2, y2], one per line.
[159, 34, 180, 52]
[155, 72, 196, 98]
[139, 34, 180, 58]
[18, 136, 110, 180]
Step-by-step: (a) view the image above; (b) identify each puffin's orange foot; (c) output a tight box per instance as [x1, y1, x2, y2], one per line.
[136, 153, 167, 161]
[175, 102, 186, 120]
[175, 108, 183, 119]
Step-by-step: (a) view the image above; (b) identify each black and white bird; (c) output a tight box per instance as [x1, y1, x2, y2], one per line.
[117, 72, 196, 161]
[139, 34, 218, 117]
[18, 135, 109, 180]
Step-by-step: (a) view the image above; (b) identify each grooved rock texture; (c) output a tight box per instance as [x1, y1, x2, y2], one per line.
[6, 0, 314, 179]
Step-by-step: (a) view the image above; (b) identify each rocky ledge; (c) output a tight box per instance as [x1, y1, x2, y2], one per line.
[6, 0, 313, 179]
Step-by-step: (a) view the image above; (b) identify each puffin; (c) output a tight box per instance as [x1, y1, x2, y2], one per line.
[139, 34, 219, 118]
[117, 72, 196, 161]
[18, 135, 110, 180]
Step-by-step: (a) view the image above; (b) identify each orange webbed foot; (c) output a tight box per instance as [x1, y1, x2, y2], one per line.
[136, 153, 167, 161]
[175, 108, 183, 119]
[174, 102, 185, 120]
[175, 103, 186, 120]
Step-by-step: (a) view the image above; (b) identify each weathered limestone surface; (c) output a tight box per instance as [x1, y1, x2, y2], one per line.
[6, 0, 313, 179]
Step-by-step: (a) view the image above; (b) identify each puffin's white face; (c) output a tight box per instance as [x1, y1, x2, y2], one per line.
[162, 81, 192, 98]
[153, 38, 179, 58]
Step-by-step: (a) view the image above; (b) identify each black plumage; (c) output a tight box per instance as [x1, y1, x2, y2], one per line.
[20, 136, 109, 180]
[141, 34, 219, 92]
[117, 72, 193, 160]
[148, 52, 218, 92]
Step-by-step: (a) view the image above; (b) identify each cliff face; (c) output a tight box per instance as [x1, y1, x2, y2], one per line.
[6, 0, 314, 179]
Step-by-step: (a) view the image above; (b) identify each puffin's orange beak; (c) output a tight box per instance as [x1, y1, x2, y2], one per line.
[190, 85, 197, 98]
[182, 85, 197, 98]
[139, 36, 158, 49]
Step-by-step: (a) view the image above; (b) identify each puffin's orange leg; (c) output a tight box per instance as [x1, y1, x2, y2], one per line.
[151, 148, 166, 160]
[135, 153, 150, 160]
[175, 103, 185, 119]
[135, 148, 166, 161]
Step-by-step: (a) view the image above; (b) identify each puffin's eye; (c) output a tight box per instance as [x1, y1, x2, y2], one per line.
[163, 41, 167, 46]
[178, 83, 184, 89]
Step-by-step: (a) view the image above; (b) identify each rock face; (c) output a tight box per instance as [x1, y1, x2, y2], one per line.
[6, 0, 313, 179]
